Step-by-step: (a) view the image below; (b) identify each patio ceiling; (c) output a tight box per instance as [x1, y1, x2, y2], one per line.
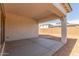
[4, 3, 64, 21]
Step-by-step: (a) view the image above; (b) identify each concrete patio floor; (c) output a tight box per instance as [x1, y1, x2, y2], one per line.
[4, 37, 63, 56]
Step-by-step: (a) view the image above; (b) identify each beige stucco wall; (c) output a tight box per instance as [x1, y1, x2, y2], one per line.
[0, 11, 1, 44]
[5, 13, 38, 41]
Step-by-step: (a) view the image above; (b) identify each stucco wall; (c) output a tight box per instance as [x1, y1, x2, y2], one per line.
[0, 11, 1, 44]
[5, 13, 38, 41]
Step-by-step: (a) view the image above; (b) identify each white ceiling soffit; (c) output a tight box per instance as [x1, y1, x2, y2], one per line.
[53, 3, 66, 14]
[4, 3, 64, 20]
[53, 3, 72, 14]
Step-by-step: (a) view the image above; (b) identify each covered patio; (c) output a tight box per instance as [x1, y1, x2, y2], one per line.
[0, 3, 72, 56]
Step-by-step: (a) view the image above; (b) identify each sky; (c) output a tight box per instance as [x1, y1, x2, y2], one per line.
[41, 3, 79, 25]
[67, 3, 79, 24]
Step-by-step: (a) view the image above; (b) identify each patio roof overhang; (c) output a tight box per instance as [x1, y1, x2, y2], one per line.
[4, 3, 71, 22]
[4, 3, 72, 23]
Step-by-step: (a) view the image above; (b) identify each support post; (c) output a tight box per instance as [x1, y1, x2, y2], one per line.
[0, 4, 6, 56]
[60, 16, 67, 44]
[0, 3, 5, 45]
